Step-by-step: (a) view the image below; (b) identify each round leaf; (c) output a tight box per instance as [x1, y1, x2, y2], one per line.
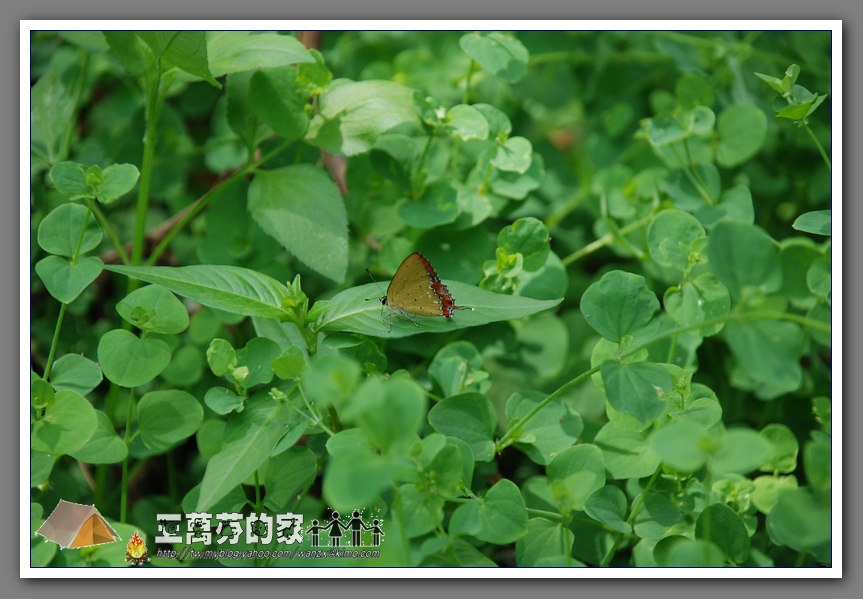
[138, 390, 204, 452]
[547, 444, 606, 512]
[707, 221, 782, 300]
[49, 354, 103, 395]
[31, 389, 97, 455]
[97, 329, 171, 388]
[428, 392, 497, 462]
[459, 32, 529, 83]
[37, 203, 101, 256]
[68, 409, 128, 464]
[584, 485, 631, 534]
[475, 478, 529, 544]
[116, 284, 190, 334]
[35, 256, 103, 304]
[695, 502, 751, 563]
[716, 104, 767, 168]
[581, 271, 659, 342]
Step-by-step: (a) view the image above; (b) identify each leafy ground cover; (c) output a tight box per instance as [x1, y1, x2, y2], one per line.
[29, 29, 832, 568]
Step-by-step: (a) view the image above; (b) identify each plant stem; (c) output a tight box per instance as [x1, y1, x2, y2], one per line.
[91, 203, 130, 265]
[254, 470, 262, 512]
[463, 59, 476, 104]
[495, 309, 829, 451]
[601, 466, 662, 566]
[130, 58, 163, 277]
[42, 303, 67, 381]
[120, 386, 136, 523]
[803, 123, 831, 171]
[145, 138, 294, 266]
[560, 214, 653, 266]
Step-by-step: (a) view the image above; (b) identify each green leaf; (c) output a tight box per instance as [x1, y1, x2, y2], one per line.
[807, 255, 831, 299]
[647, 209, 705, 271]
[48, 162, 94, 200]
[31, 451, 54, 487]
[491, 136, 533, 174]
[95, 163, 140, 204]
[306, 79, 420, 156]
[505, 391, 582, 465]
[233, 337, 282, 389]
[516, 518, 578, 566]
[248, 164, 348, 284]
[584, 485, 631, 534]
[664, 164, 721, 211]
[633, 492, 682, 540]
[707, 221, 782, 300]
[103, 32, 148, 79]
[104, 264, 291, 321]
[340, 376, 427, 453]
[297, 48, 332, 92]
[226, 70, 270, 153]
[49, 354, 102, 396]
[459, 32, 529, 83]
[601, 361, 673, 424]
[35, 256, 103, 304]
[664, 274, 731, 336]
[490, 153, 545, 200]
[724, 319, 803, 396]
[695, 185, 755, 229]
[263, 447, 317, 511]
[301, 354, 361, 409]
[766, 488, 831, 554]
[398, 180, 460, 229]
[30, 377, 54, 410]
[759, 424, 799, 474]
[37, 203, 101, 257]
[755, 72, 784, 94]
[68, 409, 127, 464]
[752, 474, 799, 514]
[318, 280, 561, 339]
[429, 341, 490, 398]
[428, 392, 497, 462]
[581, 271, 659, 342]
[116, 284, 189, 334]
[395, 485, 443, 538]
[207, 338, 237, 377]
[650, 421, 708, 472]
[792, 210, 831, 236]
[137, 32, 211, 84]
[779, 238, 823, 300]
[31, 390, 97, 455]
[204, 387, 244, 416]
[716, 104, 767, 167]
[695, 502, 751, 563]
[444, 104, 489, 141]
[97, 329, 171, 388]
[323, 453, 395, 513]
[714, 428, 772, 475]
[547, 444, 606, 512]
[593, 422, 661, 480]
[197, 395, 292, 511]
[249, 67, 308, 142]
[206, 32, 313, 78]
[475, 478, 529, 544]
[30, 67, 78, 163]
[498, 217, 550, 272]
[473, 103, 512, 138]
[664, 539, 726, 566]
[138, 390, 203, 452]
[272, 345, 306, 380]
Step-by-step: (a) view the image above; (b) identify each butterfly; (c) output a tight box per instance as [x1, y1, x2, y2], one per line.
[366, 252, 472, 332]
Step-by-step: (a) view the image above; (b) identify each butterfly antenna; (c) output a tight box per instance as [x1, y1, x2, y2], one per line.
[365, 267, 386, 298]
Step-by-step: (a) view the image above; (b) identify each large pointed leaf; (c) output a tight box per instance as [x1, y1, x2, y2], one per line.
[317, 281, 561, 339]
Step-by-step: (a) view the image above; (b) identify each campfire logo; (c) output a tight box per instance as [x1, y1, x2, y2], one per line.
[124, 530, 150, 565]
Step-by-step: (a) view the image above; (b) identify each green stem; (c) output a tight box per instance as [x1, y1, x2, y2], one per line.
[495, 309, 829, 451]
[560, 214, 653, 266]
[463, 59, 476, 104]
[42, 303, 67, 382]
[254, 470, 262, 512]
[802, 123, 831, 171]
[91, 202, 130, 265]
[120, 386, 136, 523]
[601, 466, 662, 566]
[146, 139, 294, 266]
[130, 58, 163, 272]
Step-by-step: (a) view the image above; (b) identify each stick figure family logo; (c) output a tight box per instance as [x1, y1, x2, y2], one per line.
[305, 510, 384, 548]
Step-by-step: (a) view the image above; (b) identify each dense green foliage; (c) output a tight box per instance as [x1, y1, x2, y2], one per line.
[29, 30, 832, 568]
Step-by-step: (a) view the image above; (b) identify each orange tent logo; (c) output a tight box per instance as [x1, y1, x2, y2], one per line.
[36, 500, 120, 549]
